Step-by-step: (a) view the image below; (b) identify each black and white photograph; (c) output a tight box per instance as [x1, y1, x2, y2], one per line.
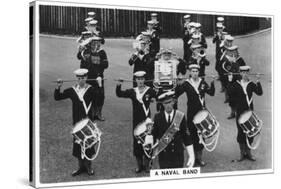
[29, 0, 273, 188]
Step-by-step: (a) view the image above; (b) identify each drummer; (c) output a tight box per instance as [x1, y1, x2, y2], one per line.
[116, 71, 157, 173]
[227, 65, 263, 161]
[54, 68, 97, 176]
[175, 64, 215, 167]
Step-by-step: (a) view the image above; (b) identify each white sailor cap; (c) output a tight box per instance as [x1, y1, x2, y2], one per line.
[158, 90, 176, 102]
[239, 65, 251, 72]
[216, 22, 224, 28]
[188, 22, 196, 27]
[225, 35, 234, 41]
[89, 20, 98, 25]
[74, 68, 88, 77]
[194, 22, 201, 28]
[191, 43, 202, 49]
[85, 17, 93, 23]
[90, 36, 102, 41]
[151, 13, 158, 17]
[217, 17, 224, 22]
[147, 20, 154, 25]
[81, 31, 92, 35]
[134, 71, 146, 77]
[184, 14, 191, 19]
[88, 12, 96, 17]
[226, 45, 238, 51]
[189, 64, 200, 70]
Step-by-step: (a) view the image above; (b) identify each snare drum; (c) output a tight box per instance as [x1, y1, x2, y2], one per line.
[72, 118, 102, 160]
[134, 118, 154, 158]
[193, 110, 219, 138]
[193, 109, 220, 152]
[238, 110, 262, 138]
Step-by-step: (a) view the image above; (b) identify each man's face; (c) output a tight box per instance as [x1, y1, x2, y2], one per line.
[190, 68, 199, 79]
[90, 41, 101, 51]
[77, 76, 87, 87]
[147, 24, 153, 30]
[136, 77, 145, 87]
[184, 18, 191, 24]
[240, 71, 249, 80]
[162, 98, 175, 113]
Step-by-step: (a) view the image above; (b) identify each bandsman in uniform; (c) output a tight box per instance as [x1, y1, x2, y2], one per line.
[79, 36, 109, 121]
[175, 64, 215, 167]
[151, 91, 195, 169]
[227, 66, 263, 161]
[150, 13, 161, 53]
[129, 39, 155, 87]
[54, 69, 97, 176]
[87, 20, 105, 44]
[182, 14, 192, 63]
[116, 71, 157, 173]
[188, 44, 210, 78]
[212, 22, 225, 76]
[221, 45, 246, 119]
[193, 22, 207, 49]
[218, 35, 235, 94]
[145, 20, 160, 57]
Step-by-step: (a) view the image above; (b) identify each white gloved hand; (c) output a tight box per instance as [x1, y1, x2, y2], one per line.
[228, 73, 233, 82]
[96, 77, 102, 87]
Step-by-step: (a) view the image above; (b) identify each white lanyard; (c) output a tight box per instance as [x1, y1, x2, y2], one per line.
[134, 86, 150, 117]
[237, 80, 253, 107]
[186, 78, 204, 106]
[72, 85, 92, 114]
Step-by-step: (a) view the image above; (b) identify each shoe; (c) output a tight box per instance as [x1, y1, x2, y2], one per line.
[97, 115, 105, 121]
[227, 114, 235, 119]
[245, 154, 256, 161]
[87, 169, 95, 176]
[71, 168, 85, 176]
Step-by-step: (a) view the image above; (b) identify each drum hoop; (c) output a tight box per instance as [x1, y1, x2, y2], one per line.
[238, 110, 253, 124]
[193, 110, 209, 124]
[72, 119, 90, 133]
[134, 122, 147, 136]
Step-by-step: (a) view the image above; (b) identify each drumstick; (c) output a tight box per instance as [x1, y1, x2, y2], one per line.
[52, 78, 106, 83]
[223, 73, 264, 75]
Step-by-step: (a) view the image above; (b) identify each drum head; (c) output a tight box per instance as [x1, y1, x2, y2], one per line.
[72, 119, 90, 133]
[193, 110, 209, 124]
[238, 111, 252, 124]
[134, 122, 147, 136]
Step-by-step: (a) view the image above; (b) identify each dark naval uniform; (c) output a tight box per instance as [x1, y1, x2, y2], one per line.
[183, 32, 192, 63]
[212, 33, 223, 73]
[80, 48, 109, 120]
[129, 53, 155, 87]
[152, 110, 192, 168]
[116, 85, 157, 170]
[176, 78, 215, 163]
[54, 84, 97, 158]
[227, 80, 263, 144]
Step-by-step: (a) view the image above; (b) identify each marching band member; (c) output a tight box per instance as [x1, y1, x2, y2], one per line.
[213, 23, 224, 74]
[129, 40, 155, 87]
[188, 44, 210, 77]
[227, 66, 263, 161]
[221, 45, 246, 119]
[84, 17, 94, 31]
[183, 14, 192, 63]
[88, 20, 105, 44]
[176, 64, 215, 167]
[54, 69, 97, 176]
[150, 13, 162, 51]
[152, 91, 195, 168]
[146, 20, 160, 57]
[217, 16, 225, 27]
[218, 35, 234, 93]
[80, 36, 109, 121]
[116, 71, 157, 173]
[194, 22, 207, 49]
